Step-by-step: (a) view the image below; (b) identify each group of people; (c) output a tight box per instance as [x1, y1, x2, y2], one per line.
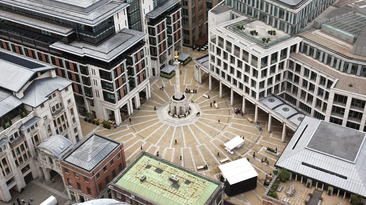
[234, 108, 244, 116]
[160, 86, 164, 90]
[20, 197, 32, 205]
[262, 157, 270, 166]
[185, 88, 197, 93]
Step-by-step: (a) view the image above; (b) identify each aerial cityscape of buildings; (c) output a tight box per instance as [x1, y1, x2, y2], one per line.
[1, 0, 366, 204]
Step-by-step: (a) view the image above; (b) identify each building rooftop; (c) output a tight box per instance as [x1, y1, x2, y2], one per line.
[298, 28, 366, 61]
[211, 17, 302, 57]
[276, 116, 366, 197]
[323, 13, 366, 39]
[0, 89, 22, 118]
[145, 0, 180, 19]
[64, 133, 119, 172]
[0, 0, 129, 26]
[19, 116, 41, 131]
[113, 152, 222, 205]
[195, 54, 209, 68]
[0, 10, 74, 36]
[0, 51, 55, 92]
[219, 158, 258, 185]
[37, 135, 74, 159]
[21, 77, 71, 108]
[307, 121, 365, 162]
[50, 29, 146, 62]
[291, 53, 366, 95]
[260, 96, 305, 126]
[75, 199, 129, 205]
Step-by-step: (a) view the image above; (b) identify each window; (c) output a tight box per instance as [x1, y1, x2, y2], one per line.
[68, 179, 72, 186]
[103, 166, 107, 172]
[96, 173, 100, 179]
[110, 160, 114, 166]
[87, 187, 92, 195]
[117, 154, 120, 159]
[112, 170, 116, 178]
[44, 116, 48, 121]
[85, 177, 89, 183]
[98, 183, 103, 192]
[118, 164, 122, 172]
[105, 176, 109, 184]
[65, 168, 69, 174]
[77, 183, 81, 190]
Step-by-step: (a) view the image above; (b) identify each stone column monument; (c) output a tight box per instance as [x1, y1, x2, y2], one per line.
[169, 51, 189, 116]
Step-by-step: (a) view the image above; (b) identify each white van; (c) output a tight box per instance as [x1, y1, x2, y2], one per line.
[40, 195, 57, 205]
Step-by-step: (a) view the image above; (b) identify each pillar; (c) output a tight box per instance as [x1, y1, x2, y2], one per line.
[295, 174, 298, 181]
[209, 74, 212, 91]
[135, 92, 141, 109]
[219, 81, 222, 98]
[268, 113, 272, 133]
[242, 96, 246, 113]
[0, 170, 12, 202]
[127, 99, 133, 115]
[43, 168, 51, 181]
[337, 189, 340, 197]
[146, 83, 151, 99]
[343, 191, 346, 199]
[254, 104, 258, 122]
[230, 88, 234, 107]
[301, 176, 303, 183]
[282, 123, 286, 142]
[114, 108, 122, 125]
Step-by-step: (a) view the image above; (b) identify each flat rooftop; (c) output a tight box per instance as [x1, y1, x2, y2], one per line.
[323, 13, 366, 38]
[114, 153, 221, 205]
[146, 0, 180, 19]
[50, 29, 146, 62]
[291, 53, 366, 95]
[307, 121, 365, 162]
[0, 0, 129, 26]
[211, 17, 302, 56]
[64, 134, 119, 171]
[298, 28, 366, 61]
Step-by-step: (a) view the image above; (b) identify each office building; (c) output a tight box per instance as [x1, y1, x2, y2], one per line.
[194, 2, 366, 138]
[0, 0, 152, 125]
[0, 50, 82, 202]
[61, 133, 126, 203]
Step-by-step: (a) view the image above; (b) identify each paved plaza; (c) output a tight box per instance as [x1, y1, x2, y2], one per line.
[80, 48, 294, 205]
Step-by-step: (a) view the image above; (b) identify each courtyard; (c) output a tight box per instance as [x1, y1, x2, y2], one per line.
[80, 48, 293, 205]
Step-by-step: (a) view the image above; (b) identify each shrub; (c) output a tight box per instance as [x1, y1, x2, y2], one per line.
[160, 71, 176, 79]
[273, 181, 280, 189]
[349, 83, 353, 87]
[271, 192, 277, 198]
[328, 190, 332, 195]
[266, 38, 270, 43]
[183, 57, 192, 66]
[305, 201, 309, 204]
[84, 118, 88, 121]
[92, 120, 96, 124]
[96, 121, 100, 126]
[319, 197, 323, 200]
[102, 121, 111, 129]
[307, 182, 311, 188]
[8, 117, 12, 126]
[1, 120, 6, 130]
[262, 37, 266, 42]
[279, 168, 290, 182]
[237, 25, 241, 29]
[88, 119, 92, 123]
[308, 193, 312, 196]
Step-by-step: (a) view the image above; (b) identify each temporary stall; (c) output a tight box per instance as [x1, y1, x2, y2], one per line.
[224, 136, 245, 151]
[219, 158, 258, 196]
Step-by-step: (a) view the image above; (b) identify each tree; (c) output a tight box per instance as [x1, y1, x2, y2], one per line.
[350, 194, 362, 205]
[23, 108, 28, 116]
[19, 109, 24, 118]
[279, 168, 290, 182]
[8, 117, 12, 126]
[1, 120, 6, 130]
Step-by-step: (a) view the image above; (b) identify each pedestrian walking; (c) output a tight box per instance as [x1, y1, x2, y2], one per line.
[156, 151, 159, 157]
[253, 152, 255, 158]
[217, 152, 220, 157]
[28, 202, 31, 205]
[210, 103, 212, 107]
[213, 100, 216, 103]
[275, 147, 278, 152]
[261, 158, 264, 163]
[129, 118, 131, 124]
[180, 155, 182, 160]
[154, 106, 156, 111]
[30, 197, 33, 202]
[265, 157, 267, 161]
[140, 145, 143, 150]
[266, 161, 269, 166]
[180, 71, 182, 74]
[218, 119, 220, 123]
[21, 198, 25, 204]
[175, 139, 177, 144]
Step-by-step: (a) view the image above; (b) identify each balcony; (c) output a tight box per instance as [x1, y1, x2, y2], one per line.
[9, 134, 25, 148]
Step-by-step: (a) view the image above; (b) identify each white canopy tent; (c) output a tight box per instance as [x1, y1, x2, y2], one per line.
[219, 158, 258, 185]
[224, 136, 244, 151]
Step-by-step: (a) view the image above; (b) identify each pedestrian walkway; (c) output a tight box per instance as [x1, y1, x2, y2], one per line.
[0, 175, 68, 205]
[309, 189, 323, 205]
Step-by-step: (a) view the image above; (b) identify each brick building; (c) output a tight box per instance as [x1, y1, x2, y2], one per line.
[60, 133, 126, 203]
[109, 151, 225, 205]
